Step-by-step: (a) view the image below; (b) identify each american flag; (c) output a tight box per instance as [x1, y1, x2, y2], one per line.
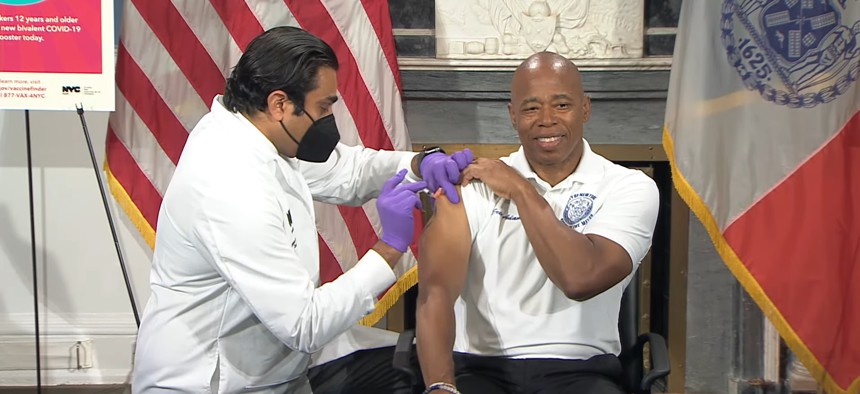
[105, 0, 415, 326]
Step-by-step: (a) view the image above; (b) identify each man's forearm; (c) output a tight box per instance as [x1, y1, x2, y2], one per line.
[371, 240, 404, 269]
[511, 185, 600, 297]
[416, 293, 457, 386]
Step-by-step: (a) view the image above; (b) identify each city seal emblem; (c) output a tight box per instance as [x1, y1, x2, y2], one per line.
[561, 193, 596, 229]
[721, 0, 860, 108]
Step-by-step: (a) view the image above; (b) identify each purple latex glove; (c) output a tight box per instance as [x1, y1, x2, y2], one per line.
[377, 169, 427, 252]
[419, 148, 474, 204]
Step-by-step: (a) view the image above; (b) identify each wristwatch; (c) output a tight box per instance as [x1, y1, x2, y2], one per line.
[416, 146, 445, 178]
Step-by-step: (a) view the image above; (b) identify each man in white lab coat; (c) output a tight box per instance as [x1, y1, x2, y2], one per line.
[132, 26, 472, 394]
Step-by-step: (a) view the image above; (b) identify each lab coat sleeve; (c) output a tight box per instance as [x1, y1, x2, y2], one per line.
[192, 168, 396, 353]
[300, 143, 418, 205]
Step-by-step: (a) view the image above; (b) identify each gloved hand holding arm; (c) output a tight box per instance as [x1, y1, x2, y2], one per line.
[414, 148, 474, 204]
[372, 169, 426, 267]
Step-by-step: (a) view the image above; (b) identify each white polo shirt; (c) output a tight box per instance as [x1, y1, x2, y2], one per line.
[453, 140, 659, 360]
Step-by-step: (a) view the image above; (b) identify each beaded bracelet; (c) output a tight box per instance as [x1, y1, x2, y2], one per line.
[422, 381, 461, 394]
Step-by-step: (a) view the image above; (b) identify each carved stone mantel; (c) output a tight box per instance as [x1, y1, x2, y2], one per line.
[435, 0, 645, 60]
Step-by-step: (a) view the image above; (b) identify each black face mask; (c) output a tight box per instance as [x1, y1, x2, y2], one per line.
[280, 109, 340, 163]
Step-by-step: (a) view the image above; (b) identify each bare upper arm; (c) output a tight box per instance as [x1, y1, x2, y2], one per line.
[574, 173, 658, 299]
[418, 188, 471, 301]
[576, 234, 635, 299]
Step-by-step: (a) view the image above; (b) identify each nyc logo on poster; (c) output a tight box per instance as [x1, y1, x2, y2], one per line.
[0, 0, 114, 111]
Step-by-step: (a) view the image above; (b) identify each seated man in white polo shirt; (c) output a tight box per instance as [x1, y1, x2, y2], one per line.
[415, 52, 660, 394]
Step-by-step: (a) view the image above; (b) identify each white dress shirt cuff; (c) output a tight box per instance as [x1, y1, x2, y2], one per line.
[399, 153, 420, 183]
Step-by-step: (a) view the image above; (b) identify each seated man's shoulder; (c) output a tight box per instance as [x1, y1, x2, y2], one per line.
[459, 174, 500, 203]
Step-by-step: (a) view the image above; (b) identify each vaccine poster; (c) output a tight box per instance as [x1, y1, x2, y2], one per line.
[0, 0, 115, 111]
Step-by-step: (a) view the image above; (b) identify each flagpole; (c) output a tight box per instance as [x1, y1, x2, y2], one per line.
[24, 109, 43, 394]
[75, 104, 140, 328]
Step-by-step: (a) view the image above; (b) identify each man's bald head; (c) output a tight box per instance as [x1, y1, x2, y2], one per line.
[512, 52, 585, 99]
[506, 51, 591, 185]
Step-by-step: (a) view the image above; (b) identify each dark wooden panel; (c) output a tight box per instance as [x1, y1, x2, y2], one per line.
[646, 0, 683, 28]
[403, 91, 669, 100]
[411, 143, 668, 162]
[402, 70, 671, 100]
[667, 187, 690, 392]
[394, 36, 436, 58]
[646, 35, 677, 57]
[404, 99, 666, 145]
[388, 0, 434, 29]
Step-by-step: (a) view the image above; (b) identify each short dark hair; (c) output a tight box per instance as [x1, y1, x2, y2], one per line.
[223, 26, 339, 115]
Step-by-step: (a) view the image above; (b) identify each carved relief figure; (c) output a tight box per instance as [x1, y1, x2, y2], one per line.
[436, 0, 644, 59]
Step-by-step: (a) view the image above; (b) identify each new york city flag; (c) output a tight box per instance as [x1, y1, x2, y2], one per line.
[664, 1, 860, 393]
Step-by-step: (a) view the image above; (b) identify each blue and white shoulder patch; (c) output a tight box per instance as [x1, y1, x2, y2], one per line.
[561, 192, 596, 228]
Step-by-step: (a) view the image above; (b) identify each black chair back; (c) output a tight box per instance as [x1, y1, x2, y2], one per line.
[618, 270, 640, 354]
[618, 270, 644, 392]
